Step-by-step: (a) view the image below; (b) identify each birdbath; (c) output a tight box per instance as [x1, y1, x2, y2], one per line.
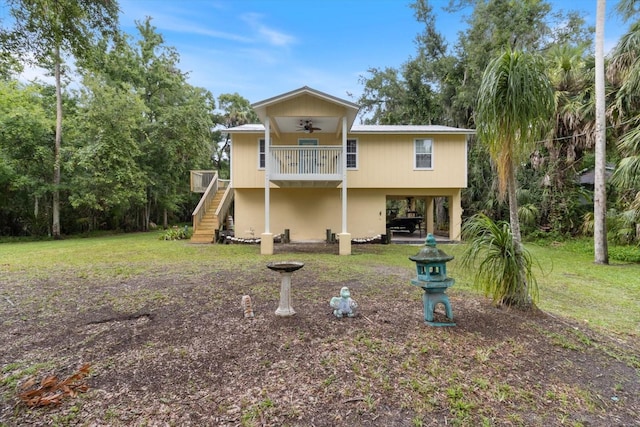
[267, 261, 304, 316]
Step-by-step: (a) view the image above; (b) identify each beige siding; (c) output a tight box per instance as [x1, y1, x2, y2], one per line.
[234, 188, 464, 240]
[235, 188, 342, 240]
[348, 134, 467, 188]
[266, 94, 347, 117]
[231, 132, 467, 189]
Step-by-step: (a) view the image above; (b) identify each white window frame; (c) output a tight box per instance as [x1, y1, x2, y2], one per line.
[414, 138, 433, 170]
[346, 138, 358, 169]
[258, 138, 265, 169]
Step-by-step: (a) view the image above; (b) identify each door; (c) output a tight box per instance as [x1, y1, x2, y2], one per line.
[298, 139, 318, 174]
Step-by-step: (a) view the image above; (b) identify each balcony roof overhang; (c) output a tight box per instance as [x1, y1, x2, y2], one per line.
[249, 86, 360, 136]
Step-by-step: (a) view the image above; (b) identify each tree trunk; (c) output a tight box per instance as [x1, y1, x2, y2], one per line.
[507, 164, 530, 308]
[507, 166, 522, 245]
[52, 45, 63, 239]
[594, 0, 609, 264]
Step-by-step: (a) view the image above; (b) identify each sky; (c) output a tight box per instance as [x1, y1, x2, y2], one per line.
[115, 0, 629, 106]
[3, 0, 632, 107]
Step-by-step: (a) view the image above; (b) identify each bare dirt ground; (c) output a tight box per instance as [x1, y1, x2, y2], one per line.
[1, 243, 639, 426]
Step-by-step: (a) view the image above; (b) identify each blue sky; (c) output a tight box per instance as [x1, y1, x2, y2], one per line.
[2, 0, 630, 106]
[117, 0, 629, 106]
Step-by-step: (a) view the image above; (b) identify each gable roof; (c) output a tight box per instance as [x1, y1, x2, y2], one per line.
[250, 86, 360, 134]
[252, 86, 360, 111]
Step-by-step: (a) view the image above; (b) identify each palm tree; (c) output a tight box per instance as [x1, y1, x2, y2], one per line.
[461, 214, 538, 307]
[594, 0, 608, 264]
[544, 43, 594, 234]
[608, 5, 640, 245]
[476, 48, 555, 244]
[473, 48, 554, 308]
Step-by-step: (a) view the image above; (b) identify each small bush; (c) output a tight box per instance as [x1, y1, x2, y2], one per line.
[160, 226, 191, 241]
[609, 245, 640, 263]
[460, 213, 539, 308]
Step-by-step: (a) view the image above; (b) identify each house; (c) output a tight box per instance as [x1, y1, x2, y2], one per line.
[190, 86, 474, 255]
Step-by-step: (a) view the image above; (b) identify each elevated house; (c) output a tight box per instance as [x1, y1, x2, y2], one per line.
[190, 86, 474, 255]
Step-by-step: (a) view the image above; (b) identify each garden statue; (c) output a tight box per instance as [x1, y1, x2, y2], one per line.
[330, 287, 358, 318]
[241, 295, 254, 318]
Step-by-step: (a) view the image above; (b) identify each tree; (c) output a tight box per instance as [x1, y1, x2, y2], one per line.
[90, 18, 215, 229]
[447, 0, 554, 128]
[474, 48, 554, 307]
[214, 93, 258, 176]
[461, 213, 538, 307]
[542, 43, 595, 234]
[594, 0, 608, 264]
[66, 75, 147, 231]
[2, 0, 119, 238]
[0, 80, 54, 235]
[608, 2, 640, 245]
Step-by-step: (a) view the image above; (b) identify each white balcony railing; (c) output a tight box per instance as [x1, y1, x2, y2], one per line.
[269, 146, 343, 181]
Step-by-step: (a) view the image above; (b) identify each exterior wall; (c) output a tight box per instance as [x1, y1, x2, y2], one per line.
[265, 93, 347, 117]
[235, 188, 342, 241]
[234, 187, 461, 240]
[232, 134, 265, 188]
[231, 132, 468, 190]
[348, 133, 467, 188]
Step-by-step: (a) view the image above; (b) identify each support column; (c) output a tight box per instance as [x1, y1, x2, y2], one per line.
[261, 116, 273, 255]
[426, 197, 434, 235]
[449, 189, 463, 241]
[339, 116, 351, 255]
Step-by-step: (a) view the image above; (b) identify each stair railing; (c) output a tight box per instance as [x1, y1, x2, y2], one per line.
[192, 171, 219, 234]
[215, 183, 234, 232]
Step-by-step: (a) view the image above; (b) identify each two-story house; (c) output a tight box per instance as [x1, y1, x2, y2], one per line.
[191, 86, 474, 255]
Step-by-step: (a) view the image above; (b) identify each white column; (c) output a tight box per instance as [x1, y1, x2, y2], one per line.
[338, 116, 351, 255]
[261, 117, 274, 255]
[341, 116, 347, 233]
[264, 117, 271, 234]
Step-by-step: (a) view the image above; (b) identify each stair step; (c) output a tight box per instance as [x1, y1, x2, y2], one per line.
[191, 188, 231, 244]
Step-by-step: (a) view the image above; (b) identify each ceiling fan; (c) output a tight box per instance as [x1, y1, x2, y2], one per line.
[297, 119, 321, 133]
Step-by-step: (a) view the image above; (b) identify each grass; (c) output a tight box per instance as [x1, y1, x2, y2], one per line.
[441, 239, 640, 337]
[1, 232, 638, 425]
[1, 232, 638, 337]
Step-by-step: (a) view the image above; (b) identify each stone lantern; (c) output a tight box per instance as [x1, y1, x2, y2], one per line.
[409, 233, 456, 326]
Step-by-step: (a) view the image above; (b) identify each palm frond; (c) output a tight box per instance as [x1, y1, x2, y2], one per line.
[460, 214, 538, 307]
[476, 48, 555, 198]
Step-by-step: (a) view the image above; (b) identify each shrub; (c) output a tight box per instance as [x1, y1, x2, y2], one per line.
[460, 213, 539, 308]
[160, 226, 191, 241]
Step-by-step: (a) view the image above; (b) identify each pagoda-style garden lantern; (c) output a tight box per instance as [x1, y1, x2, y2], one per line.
[409, 233, 456, 326]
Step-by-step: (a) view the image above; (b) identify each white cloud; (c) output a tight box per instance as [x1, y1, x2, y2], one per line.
[241, 13, 297, 47]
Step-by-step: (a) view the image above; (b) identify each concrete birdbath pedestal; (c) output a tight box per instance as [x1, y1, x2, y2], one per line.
[267, 261, 304, 317]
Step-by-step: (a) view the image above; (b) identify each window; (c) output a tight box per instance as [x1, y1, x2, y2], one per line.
[258, 139, 265, 169]
[347, 139, 358, 169]
[414, 138, 433, 169]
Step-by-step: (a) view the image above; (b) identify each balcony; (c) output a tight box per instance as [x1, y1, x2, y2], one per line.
[269, 146, 343, 188]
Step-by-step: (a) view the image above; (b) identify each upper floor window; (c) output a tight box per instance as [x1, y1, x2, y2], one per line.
[414, 138, 433, 169]
[347, 139, 358, 169]
[259, 139, 265, 169]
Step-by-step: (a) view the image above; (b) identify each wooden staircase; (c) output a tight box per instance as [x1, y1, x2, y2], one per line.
[191, 191, 225, 243]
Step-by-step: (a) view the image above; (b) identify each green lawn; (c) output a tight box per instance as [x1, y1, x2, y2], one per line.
[1, 233, 638, 337]
[1, 232, 639, 426]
